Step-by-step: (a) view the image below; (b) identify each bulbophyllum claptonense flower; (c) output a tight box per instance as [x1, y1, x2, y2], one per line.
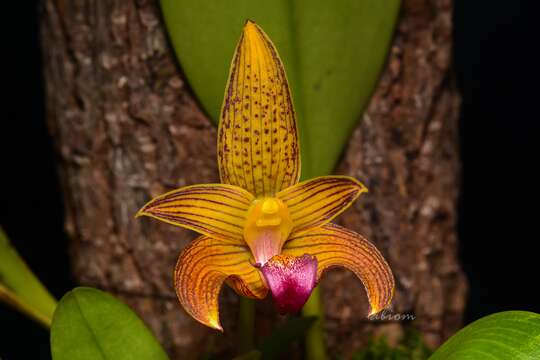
[137, 20, 394, 331]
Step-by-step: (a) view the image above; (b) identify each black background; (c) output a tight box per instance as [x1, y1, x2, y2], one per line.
[1, 1, 539, 359]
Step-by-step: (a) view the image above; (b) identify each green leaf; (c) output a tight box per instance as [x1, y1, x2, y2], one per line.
[50, 287, 168, 360]
[0, 226, 57, 327]
[160, 0, 400, 178]
[429, 311, 540, 360]
[258, 316, 317, 360]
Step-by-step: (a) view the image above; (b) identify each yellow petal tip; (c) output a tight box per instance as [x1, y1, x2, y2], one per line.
[243, 19, 258, 35]
[368, 308, 380, 317]
[207, 317, 223, 332]
[349, 177, 368, 193]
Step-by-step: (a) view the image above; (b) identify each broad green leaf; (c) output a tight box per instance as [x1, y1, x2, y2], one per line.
[429, 311, 540, 360]
[50, 287, 168, 360]
[258, 316, 317, 360]
[0, 226, 56, 327]
[160, 0, 400, 178]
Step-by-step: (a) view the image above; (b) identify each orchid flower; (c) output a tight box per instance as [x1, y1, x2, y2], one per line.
[137, 20, 394, 331]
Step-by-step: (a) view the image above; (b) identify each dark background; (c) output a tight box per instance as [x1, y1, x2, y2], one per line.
[1, 1, 539, 359]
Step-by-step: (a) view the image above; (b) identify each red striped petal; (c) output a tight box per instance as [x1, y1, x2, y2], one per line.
[137, 183, 254, 243]
[277, 176, 367, 234]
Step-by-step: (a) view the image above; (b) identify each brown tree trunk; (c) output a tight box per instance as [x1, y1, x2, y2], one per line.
[40, 0, 465, 358]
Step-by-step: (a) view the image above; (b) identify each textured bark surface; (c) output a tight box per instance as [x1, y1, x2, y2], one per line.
[326, 0, 466, 353]
[41, 0, 465, 358]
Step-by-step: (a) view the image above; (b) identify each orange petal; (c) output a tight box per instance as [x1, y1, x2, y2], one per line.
[137, 184, 254, 244]
[175, 235, 267, 331]
[277, 176, 367, 234]
[283, 223, 394, 315]
[218, 20, 300, 197]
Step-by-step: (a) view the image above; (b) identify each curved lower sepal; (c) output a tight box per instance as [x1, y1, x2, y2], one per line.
[283, 223, 394, 316]
[174, 235, 267, 331]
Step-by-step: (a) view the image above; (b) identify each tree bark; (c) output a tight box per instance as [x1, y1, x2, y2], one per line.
[40, 0, 465, 358]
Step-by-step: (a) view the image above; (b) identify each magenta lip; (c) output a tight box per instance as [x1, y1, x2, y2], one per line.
[260, 254, 318, 314]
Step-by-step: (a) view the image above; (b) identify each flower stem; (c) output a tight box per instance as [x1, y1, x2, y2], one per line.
[302, 286, 327, 360]
[238, 297, 256, 352]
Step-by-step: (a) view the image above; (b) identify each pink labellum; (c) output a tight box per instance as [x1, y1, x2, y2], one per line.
[260, 254, 318, 314]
